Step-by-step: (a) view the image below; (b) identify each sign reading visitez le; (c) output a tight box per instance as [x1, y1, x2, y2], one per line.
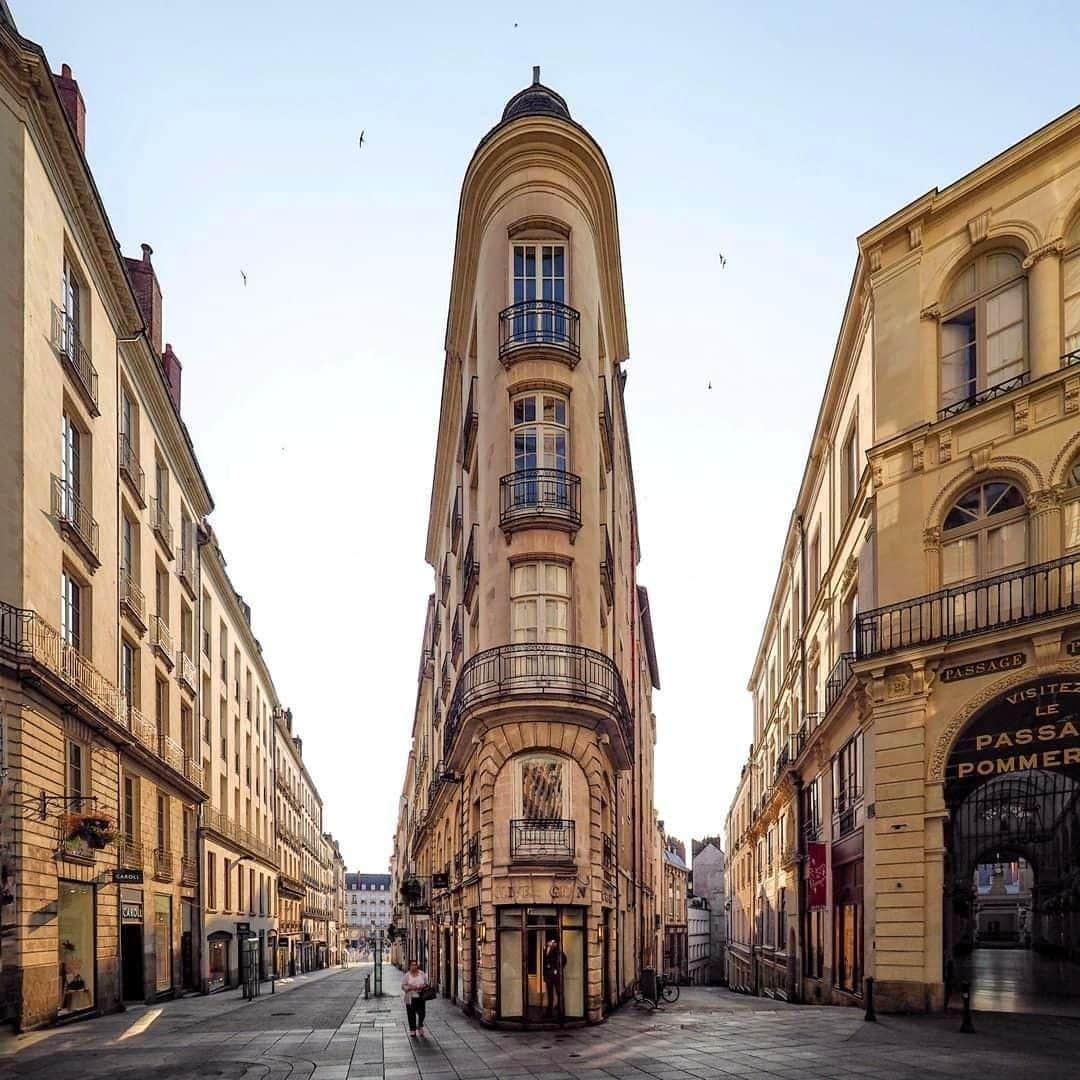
[947, 678, 1080, 787]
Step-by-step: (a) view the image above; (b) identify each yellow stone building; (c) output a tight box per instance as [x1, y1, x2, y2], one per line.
[390, 70, 663, 1026]
[726, 106, 1080, 1013]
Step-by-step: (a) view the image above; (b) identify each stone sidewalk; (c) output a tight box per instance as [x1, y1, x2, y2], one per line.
[5, 967, 1080, 1079]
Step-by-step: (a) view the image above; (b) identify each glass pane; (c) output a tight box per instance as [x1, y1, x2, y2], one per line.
[987, 483, 1023, 515]
[543, 396, 558, 422]
[985, 252, 1021, 290]
[1064, 500, 1080, 550]
[58, 882, 95, 1014]
[498, 929, 523, 1018]
[521, 759, 563, 819]
[498, 908, 523, 927]
[514, 246, 524, 277]
[545, 564, 568, 594]
[513, 400, 525, 426]
[513, 565, 537, 595]
[945, 264, 976, 307]
[987, 520, 1025, 572]
[942, 537, 977, 585]
[944, 487, 981, 530]
[561, 927, 584, 1017]
[986, 322, 1024, 382]
[522, 396, 536, 423]
[985, 282, 1023, 333]
[941, 312, 976, 403]
[155, 894, 172, 992]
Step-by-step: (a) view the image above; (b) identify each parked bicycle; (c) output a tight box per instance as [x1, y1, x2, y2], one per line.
[631, 971, 680, 1008]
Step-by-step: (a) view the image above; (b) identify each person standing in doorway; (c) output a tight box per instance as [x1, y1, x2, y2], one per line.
[543, 937, 567, 1018]
[401, 958, 430, 1037]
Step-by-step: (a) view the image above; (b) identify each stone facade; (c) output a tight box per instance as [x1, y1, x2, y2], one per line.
[691, 837, 726, 983]
[390, 70, 663, 1026]
[725, 106, 1080, 1012]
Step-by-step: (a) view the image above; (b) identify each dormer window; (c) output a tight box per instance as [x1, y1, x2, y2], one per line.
[939, 251, 1026, 417]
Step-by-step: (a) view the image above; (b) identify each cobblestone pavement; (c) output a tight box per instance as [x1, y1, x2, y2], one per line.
[3, 965, 1080, 1080]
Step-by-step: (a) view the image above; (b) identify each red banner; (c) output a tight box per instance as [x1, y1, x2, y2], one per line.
[806, 842, 827, 909]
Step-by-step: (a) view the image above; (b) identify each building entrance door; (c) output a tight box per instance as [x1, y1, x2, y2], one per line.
[497, 905, 585, 1023]
[121, 924, 144, 1000]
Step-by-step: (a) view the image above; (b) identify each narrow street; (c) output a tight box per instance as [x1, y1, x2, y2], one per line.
[4, 964, 1080, 1080]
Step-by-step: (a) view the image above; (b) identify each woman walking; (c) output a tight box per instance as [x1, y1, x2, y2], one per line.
[401, 958, 430, 1037]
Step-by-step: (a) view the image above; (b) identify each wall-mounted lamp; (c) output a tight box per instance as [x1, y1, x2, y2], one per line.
[597, 924, 604, 943]
[477, 921, 487, 943]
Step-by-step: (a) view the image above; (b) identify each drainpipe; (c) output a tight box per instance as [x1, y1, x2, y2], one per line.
[794, 514, 808, 999]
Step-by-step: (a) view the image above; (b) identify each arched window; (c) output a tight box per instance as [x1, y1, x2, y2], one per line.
[1065, 455, 1080, 552]
[940, 251, 1027, 415]
[941, 480, 1027, 586]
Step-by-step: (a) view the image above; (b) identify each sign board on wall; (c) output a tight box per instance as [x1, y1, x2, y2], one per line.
[113, 868, 143, 884]
[940, 652, 1026, 684]
[806, 842, 827, 909]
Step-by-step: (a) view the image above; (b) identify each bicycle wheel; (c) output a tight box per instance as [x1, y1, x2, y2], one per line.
[661, 981, 680, 1003]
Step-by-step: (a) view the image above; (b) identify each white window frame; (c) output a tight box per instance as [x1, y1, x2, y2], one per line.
[510, 560, 570, 644]
[509, 241, 569, 307]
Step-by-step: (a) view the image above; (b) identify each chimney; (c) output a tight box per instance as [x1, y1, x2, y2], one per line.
[53, 63, 86, 152]
[124, 243, 163, 353]
[161, 342, 182, 412]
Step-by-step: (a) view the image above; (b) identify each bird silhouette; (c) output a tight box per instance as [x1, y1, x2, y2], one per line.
[240, 270, 247, 286]
[358, 130, 365, 149]
[718, 253, 727, 268]
[707, 381, 713, 390]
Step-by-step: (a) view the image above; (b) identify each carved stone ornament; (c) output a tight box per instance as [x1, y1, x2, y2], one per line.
[923, 526, 942, 550]
[839, 555, 857, 593]
[1066, 377, 1079, 416]
[868, 245, 883, 273]
[970, 446, 993, 474]
[938, 429, 953, 464]
[806, 636, 821, 663]
[888, 672, 912, 699]
[920, 303, 942, 322]
[871, 459, 884, 489]
[1013, 397, 1030, 434]
[967, 210, 991, 246]
[1021, 237, 1065, 269]
[912, 438, 925, 472]
[908, 222, 923, 250]
[1026, 488, 1061, 514]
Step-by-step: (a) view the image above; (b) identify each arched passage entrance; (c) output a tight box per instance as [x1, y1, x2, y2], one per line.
[943, 676, 1080, 1014]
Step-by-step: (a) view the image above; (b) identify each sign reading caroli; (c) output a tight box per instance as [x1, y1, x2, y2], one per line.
[940, 651, 1025, 684]
[947, 678, 1080, 785]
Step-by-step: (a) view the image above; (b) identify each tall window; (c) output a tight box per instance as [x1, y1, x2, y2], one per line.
[518, 756, 567, 819]
[207, 851, 217, 909]
[123, 775, 136, 842]
[156, 791, 169, 853]
[807, 524, 821, 597]
[511, 242, 567, 342]
[120, 385, 134, 442]
[155, 566, 168, 622]
[61, 412, 81, 502]
[1066, 247, 1080, 356]
[941, 480, 1027, 585]
[841, 421, 859, 511]
[511, 562, 569, 643]
[66, 739, 86, 807]
[154, 459, 169, 510]
[1065, 457, 1080, 551]
[121, 640, 137, 707]
[60, 570, 82, 651]
[512, 392, 568, 474]
[121, 513, 136, 576]
[940, 251, 1026, 412]
[155, 678, 168, 739]
[833, 733, 863, 818]
[62, 256, 83, 352]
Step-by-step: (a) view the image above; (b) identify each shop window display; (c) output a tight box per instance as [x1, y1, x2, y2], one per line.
[58, 881, 95, 1015]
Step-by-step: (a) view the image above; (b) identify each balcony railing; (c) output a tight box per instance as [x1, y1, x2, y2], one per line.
[51, 303, 99, 414]
[834, 792, 862, 839]
[183, 754, 204, 790]
[462, 524, 479, 607]
[154, 847, 175, 882]
[1064, 348, 1080, 368]
[149, 497, 174, 555]
[602, 832, 615, 884]
[150, 615, 174, 668]
[279, 872, 305, 899]
[118, 432, 145, 504]
[119, 839, 144, 869]
[52, 477, 99, 564]
[177, 543, 197, 596]
[600, 523, 614, 608]
[599, 375, 614, 467]
[119, 568, 146, 628]
[441, 554, 451, 603]
[499, 469, 581, 532]
[202, 805, 278, 866]
[938, 371, 1028, 420]
[181, 856, 198, 886]
[498, 299, 580, 365]
[158, 733, 184, 773]
[0, 601, 122, 723]
[465, 832, 480, 872]
[462, 375, 479, 465]
[789, 713, 823, 762]
[451, 486, 463, 554]
[856, 551, 1080, 660]
[177, 650, 197, 694]
[125, 703, 157, 751]
[824, 652, 856, 713]
[444, 643, 632, 761]
[510, 818, 575, 862]
[451, 606, 463, 661]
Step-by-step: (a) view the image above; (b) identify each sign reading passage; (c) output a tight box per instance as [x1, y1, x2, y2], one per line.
[940, 652, 1026, 684]
[946, 678, 1080, 790]
[806, 842, 827, 909]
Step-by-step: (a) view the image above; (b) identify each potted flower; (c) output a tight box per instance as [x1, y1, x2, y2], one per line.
[63, 812, 118, 850]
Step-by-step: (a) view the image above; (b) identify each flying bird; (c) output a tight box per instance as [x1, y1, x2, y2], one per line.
[707, 381, 712, 390]
[240, 270, 247, 286]
[358, 130, 365, 149]
[718, 253, 727, 268]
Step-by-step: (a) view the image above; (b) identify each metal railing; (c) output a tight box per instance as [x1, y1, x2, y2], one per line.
[183, 754, 204, 790]
[158, 733, 184, 773]
[498, 299, 580, 362]
[857, 551, 1080, 659]
[452, 486, 462, 553]
[279, 872, 305, 898]
[441, 654, 451, 698]
[202, 806, 278, 865]
[462, 524, 479, 606]
[177, 651, 197, 694]
[499, 468, 582, 530]
[51, 302, 99, 412]
[151, 615, 174, 666]
[119, 568, 146, 625]
[181, 856, 198, 886]
[149, 497, 174, 552]
[938, 371, 1028, 420]
[1064, 348, 1080, 368]
[125, 703, 157, 751]
[602, 832, 615, 884]
[833, 791, 862, 839]
[119, 839, 144, 868]
[444, 642, 632, 760]
[118, 432, 145, 502]
[599, 375, 614, 465]
[824, 652, 856, 713]
[154, 847, 175, 881]
[0, 601, 121, 721]
[600, 523, 614, 606]
[510, 818, 575, 861]
[451, 606, 463, 660]
[465, 832, 480, 871]
[177, 543, 197, 594]
[441, 554, 451, 603]
[462, 375, 478, 464]
[52, 476, 99, 560]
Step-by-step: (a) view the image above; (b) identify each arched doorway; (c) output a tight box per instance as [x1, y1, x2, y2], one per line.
[943, 677, 1080, 1015]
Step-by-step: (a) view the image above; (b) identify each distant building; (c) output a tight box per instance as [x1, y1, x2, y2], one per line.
[692, 837, 727, 983]
[687, 897, 711, 985]
[345, 873, 392, 948]
[663, 838, 690, 982]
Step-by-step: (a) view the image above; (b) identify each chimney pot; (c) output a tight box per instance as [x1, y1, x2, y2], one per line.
[54, 63, 86, 152]
[61, 63, 72, 78]
[141, 242, 153, 262]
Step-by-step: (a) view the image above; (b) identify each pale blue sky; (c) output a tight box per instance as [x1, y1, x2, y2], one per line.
[16, 1, 1079, 870]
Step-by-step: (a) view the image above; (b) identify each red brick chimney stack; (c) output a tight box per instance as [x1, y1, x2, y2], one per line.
[161, 343, 182, 412]
[53, 63, 86, 152]
[124, 243, 163, 354]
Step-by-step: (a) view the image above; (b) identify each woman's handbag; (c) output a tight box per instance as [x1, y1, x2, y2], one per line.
[420, 985, 438, 1002]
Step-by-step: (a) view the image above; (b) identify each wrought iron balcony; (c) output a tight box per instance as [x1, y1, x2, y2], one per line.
[498, 299, 580, 366]
[443, 642, 632, 764]
[462, 375, 479, 466]
[833, 791, 862, 839]
[824, 652, 855, 713]
[158, 733, 184, 773]
[149, 497, 174, 555]
[177, 542, 197, 597]
[118, 839, 144, 869]
[181, 856, 198, 887]
[451, 605, 463, 661]
[1064, 348, 1080, 368]
[177, 650, 197, 695]
[602, 832, 616, 884]
[462, 524, 479, 607]
[441, 554, 451, 604]
[119, 568, 146, 630]
[183, 754, 204, 790]
[51, 303, 99, 414]
[510, 818, 575, 862]
[599, 375, 614, 468]
[279, 872, 305, 900]
[451, 485, 463, 554]
[856, 551, 1080, 659]
[154, 847, 175, 882]
[150, 615, 174, 668]
[938, 371, 1028, 420]
[465, 832, 480, 872]
[118, 433, 145, 504]
[52, 477, 100, 565]
[600, 523, 614, 608]
[499, 469, 581, 533]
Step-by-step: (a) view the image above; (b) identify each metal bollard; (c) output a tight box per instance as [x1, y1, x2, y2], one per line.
[959, 981, 975, 1034]
[864, 976, 877, 1022]
[364, 974, 370, 1000]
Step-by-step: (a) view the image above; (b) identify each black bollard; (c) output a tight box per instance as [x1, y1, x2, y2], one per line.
[959, 981, 974, 1034]
[364, 973, 370, 1000]
[864, 976, 877, 1022]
